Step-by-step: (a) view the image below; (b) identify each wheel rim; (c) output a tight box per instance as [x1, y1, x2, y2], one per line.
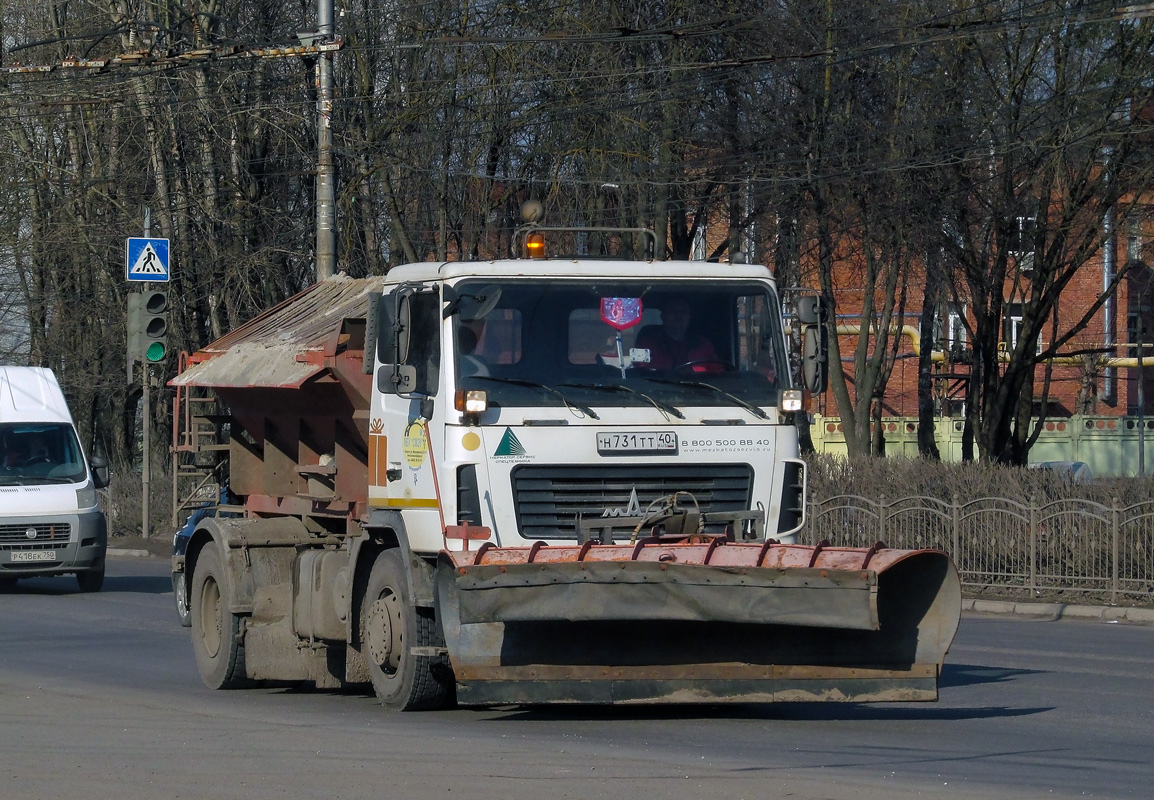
[175, 574, 188, 618]
[198, 575, 222, 658]
[365, 588, 404, 677]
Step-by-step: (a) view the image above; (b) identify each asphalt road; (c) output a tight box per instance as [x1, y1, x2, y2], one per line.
[1, 556, 1151, 800]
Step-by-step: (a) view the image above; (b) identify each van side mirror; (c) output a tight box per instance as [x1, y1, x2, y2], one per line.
[90, 455, 110, 489]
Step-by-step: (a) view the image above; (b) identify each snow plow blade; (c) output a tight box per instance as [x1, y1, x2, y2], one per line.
[435, 538, 961, 705]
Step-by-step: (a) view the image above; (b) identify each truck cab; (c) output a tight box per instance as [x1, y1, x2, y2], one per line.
[370, 259, 807, 557]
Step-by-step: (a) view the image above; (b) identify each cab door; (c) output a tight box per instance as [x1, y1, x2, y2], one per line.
[372, 284, 443, 522]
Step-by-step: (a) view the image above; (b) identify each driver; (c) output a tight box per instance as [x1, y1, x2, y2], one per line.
[24, 434, 52, 465]
[634, 297, 721, 372]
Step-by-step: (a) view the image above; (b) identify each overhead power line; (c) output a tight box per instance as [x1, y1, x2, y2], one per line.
[3, 38, 342, 76]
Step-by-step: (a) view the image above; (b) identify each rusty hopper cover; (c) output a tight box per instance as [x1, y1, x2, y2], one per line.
[171, 275, 379, 389]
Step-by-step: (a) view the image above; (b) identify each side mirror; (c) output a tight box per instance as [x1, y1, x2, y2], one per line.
[89, 455, 110, 489]
[801, 325, 828, 394]
[395, 294, 413, 364]
[377, 364, 416, 395]
[363, 292, 381, 375]
[796, 295, 821, 325]
[376, 292, 397, 365]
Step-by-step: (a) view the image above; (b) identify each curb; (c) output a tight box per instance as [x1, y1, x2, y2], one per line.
[107, 548, 152, 559]
[962, 598, 1154, 625]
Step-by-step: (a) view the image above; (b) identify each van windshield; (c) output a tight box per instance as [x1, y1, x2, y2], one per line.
[0, 423, 87, 484]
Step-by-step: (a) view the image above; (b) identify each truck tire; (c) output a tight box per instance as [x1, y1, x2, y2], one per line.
[76, 565, 104, 593]
[361, 549, 454, 710]
[190, 544, 248, 689]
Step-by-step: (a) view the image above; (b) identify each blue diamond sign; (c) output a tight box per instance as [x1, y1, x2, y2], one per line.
[126, 238, 170, 282]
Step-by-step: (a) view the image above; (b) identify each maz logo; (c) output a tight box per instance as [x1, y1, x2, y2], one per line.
[602, 487, 643, 518]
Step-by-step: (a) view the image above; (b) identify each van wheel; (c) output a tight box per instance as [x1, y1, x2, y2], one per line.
[173, 572, 192, 627]
[190, 544, 248, 689]
[360, 549, 454, 710]
[76, 565, 104, 593]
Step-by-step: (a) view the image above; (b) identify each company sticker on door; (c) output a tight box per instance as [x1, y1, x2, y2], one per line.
[403, 420, 428, 468]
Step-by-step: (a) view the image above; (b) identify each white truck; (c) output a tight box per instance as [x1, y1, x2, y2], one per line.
[0, 366, 110, 592]
[171, 228, 960, 708]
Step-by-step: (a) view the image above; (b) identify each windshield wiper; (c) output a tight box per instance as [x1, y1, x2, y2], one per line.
[641, 377, 768, 420]
[0, 475, 74, 485]
[559, 382, 684, 419]
[471, 376, 600, 419]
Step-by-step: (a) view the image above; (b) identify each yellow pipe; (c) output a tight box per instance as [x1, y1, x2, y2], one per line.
[804, 323, 1154, 368]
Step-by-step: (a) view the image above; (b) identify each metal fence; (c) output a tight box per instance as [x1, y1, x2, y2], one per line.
[804, 495, 1154, 604]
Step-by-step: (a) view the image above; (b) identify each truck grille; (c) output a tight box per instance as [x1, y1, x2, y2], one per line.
[511, 463, 753, 540]
[0, 523, 71, 549]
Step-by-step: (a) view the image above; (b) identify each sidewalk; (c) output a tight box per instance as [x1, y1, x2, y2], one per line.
[962, 597, 1154, 625]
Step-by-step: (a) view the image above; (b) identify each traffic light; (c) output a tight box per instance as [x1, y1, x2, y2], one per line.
[127, 290, 169, 364]
[127, 294, 145, 363]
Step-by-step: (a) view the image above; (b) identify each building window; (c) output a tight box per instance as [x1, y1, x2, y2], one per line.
[1010, 215, 1036, 255]
[935, 303, 967, 359]
[692, 225, 707, 261]
[1004, 303, 1044, 355]
[1128, 216, 1144, 264]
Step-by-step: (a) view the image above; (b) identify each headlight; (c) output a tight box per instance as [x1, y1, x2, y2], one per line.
[455, 389, 488, 421]
[780, 389, 803, 413]
[76, 484, 98, 509]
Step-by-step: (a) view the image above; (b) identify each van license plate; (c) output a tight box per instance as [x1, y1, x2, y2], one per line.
[11, 551, 56, 563]
[596, 431, 678, 455]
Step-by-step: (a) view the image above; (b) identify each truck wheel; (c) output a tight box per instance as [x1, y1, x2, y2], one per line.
[361, 549, 454, 710]
[76, 565, 104, 593]
[190, 544, 248, 689]
[173, 572, 192, 627]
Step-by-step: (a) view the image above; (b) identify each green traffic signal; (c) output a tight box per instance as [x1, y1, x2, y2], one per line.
[127, 289, 169, 364]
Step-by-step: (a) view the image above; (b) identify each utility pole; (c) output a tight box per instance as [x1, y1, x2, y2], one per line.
[315, 0, 336, 282]
[142, 205, 151, 539]
[1139, 305, 1147, 476]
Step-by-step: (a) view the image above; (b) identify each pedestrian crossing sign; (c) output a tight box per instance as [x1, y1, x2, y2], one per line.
[126, 237, 170, 282]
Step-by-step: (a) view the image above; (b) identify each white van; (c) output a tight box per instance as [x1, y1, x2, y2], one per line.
[0, 366, 110, 592]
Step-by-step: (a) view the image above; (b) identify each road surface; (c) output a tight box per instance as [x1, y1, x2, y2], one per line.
[0, 556, 1150, 799]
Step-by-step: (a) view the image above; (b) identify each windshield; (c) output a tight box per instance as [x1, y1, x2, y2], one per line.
[452, 280, 787, 411]
[0, 423, 87, 484]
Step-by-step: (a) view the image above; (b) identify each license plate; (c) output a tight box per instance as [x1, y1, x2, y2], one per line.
[596, 431, 678, 456]
[10, 550, 56, 563]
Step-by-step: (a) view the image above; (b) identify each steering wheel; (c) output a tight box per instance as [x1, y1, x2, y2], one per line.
[22, 456, 51, 467]
[673, 359, 735, 373]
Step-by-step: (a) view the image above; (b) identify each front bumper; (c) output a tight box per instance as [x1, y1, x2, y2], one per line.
[0, 511, 107, 577]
